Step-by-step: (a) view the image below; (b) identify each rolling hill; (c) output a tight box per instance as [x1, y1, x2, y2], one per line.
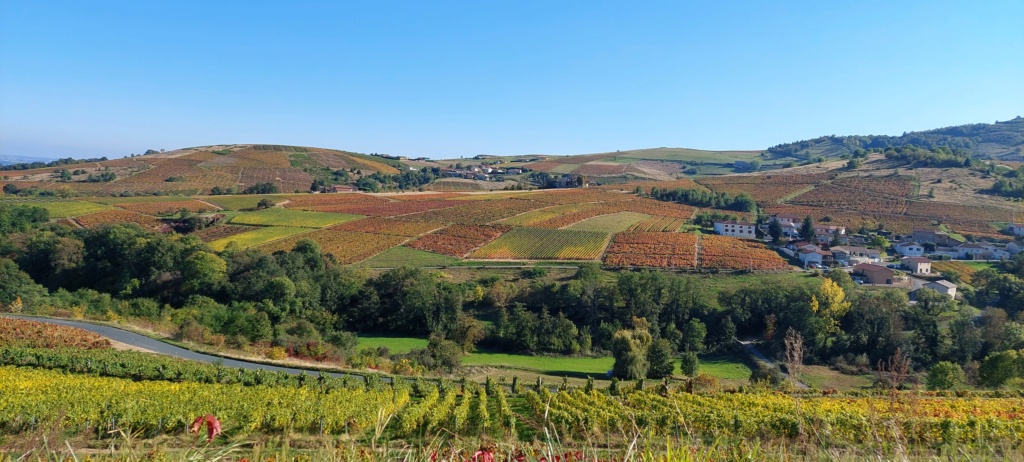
[0, 144, 400, 196]
[766, 116, 1024, 161]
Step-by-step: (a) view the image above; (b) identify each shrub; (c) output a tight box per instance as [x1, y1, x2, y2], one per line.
[927, 361, 965, 390]
[680, 351, 699, 377]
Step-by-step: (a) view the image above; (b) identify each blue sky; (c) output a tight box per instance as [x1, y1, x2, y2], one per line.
[1, 1, 1022, 159]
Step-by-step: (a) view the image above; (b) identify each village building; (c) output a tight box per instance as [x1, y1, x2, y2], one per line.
[901, 256, 932, 274]
[924, 280, 958, 299]
[895, 242, 925, 257]
[831, 246, 882, 265]
[853, 263, 895, 285]
[713, 221, 757, 239]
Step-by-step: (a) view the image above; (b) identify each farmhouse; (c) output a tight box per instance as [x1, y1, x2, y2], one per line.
[901, 256, 932, 274]
[831, 246, 882, 265]
[714, 221, 756, 239]
[924, 280, 958, 299]
[329, 185, 357, 193]
[895, 242, 925, 257]
[1007, 223, 1024, 237]
[853, 263, 895, 285]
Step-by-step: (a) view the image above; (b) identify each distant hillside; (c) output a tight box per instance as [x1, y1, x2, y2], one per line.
[518, 147, 770, 180]
[766, 116, 1024, 161]
[0, 154, 58, 166]
[0, 144, 400, 196]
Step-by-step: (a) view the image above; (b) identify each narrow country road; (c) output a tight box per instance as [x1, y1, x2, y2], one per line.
[739, 339, 809, 389]
[3, 315, 370, 381]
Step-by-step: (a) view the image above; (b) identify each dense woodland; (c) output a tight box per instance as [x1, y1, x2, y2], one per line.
[1, 203, 1024, 386]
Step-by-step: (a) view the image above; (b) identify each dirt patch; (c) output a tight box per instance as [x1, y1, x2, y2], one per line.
[109, 339, 156, 354]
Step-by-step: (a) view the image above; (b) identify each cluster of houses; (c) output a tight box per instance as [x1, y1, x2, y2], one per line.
[894, 229, 1020, 260]
[768, 214, 850, 245]
[441, 165, 524, 181]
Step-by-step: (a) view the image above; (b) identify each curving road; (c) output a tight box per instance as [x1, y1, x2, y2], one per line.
[3, 315, 371, 381]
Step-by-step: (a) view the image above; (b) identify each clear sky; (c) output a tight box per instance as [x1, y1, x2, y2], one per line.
[1, 1, 1022, 159]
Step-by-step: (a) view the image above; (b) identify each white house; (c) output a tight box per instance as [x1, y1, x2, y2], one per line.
[895, 242, 925, 257]
[957, 243, 1010, 260]
[924, 280, 958, 299]
[714, 221, 757, 239]
[1007, 223, 1024, 237]
[901, 256, 932, 274]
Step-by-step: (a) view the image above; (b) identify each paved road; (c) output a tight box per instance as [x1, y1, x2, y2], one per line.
[739, 340, 809, 389]
[4, 315, 368, 380]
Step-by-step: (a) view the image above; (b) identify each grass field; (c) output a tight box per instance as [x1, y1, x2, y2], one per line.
[229, 208, 361, 228]
[697, 352, 753, 380]
[355, 246, 459, 268]
[567, 211, 650, 233]
[799, 365, 875, 390]
[208, 226, 310, 251]
[462, 351, 614, 377]
[470, 227, 610, 260]
[355, 336, 429, 354]
[199, 194, 289, 211]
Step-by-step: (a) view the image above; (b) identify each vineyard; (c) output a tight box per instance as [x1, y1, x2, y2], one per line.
[330, 217, 444, 237]
[696, 173, 832, 204]
[604, 233, 789, 271]
[3, 362, 1024, 449]
[566, 212, 650, 233]
[301, 199, 464, 217]
[208, 226, 310, 251]
[74, 210, 165, 230]
[114, 199, 218, 216]
[194, 224, 257, 243]
[525, 388, 1024, 445]
[198, 194, 286, 211]
[0, 318, 111, 349]
[628, 215, 687, 232]
[408, 224, 511, 257]
[0, 199, 110, 218]
[229, 208, 362, 228]
[0, 366, 406, 436]
[604, 232, 697, 268]
[258, 229, 407, 264]
[699, 234, 790, 271]
[470, 228, 610, 260]
[405, 198, 542, 225]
